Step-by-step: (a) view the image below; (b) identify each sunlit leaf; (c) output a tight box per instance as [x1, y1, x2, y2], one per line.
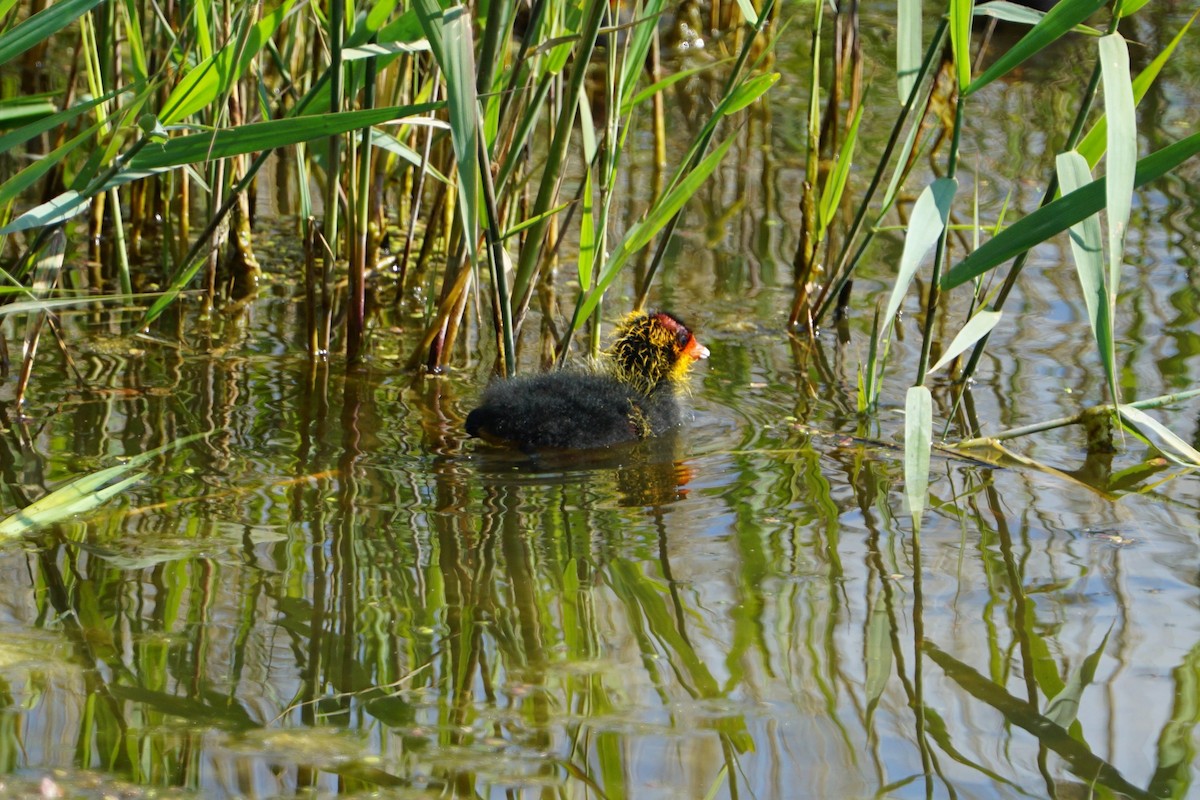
[928, 310, 1002, 375]
[897, 0, 921, 102]
[949, 0, 975, 90]
[1056, 151, 1114, 400]
[966, 0, 1107, 96]
[160, 0, 298, 124]
[941, 132, 1200, 289]
[1118, 406, 1200, 467]
[1076, 10, 1196, 168]
[440, 5, 480, 260]
[573, 133, 737, 326]
[1099, 34, 1135, 334]
[973, 0, 1101, 34]
[883, 178, 957, 335]
[818, 104, 863, 235]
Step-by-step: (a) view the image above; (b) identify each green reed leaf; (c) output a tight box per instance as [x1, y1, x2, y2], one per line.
[928, 309, 1002, 375]
[941, 132, 1200, 290]
[573, 133, 737, 327]
[883, 178, 957, 335]
[1099, 34, 1135, 326]
[1056, 151, 1114, 400]
[897, 0, 922, 102]
[973, 0, 1101, 33]
[1076, 9, 1196, 168]
[160, 0, 298, 124]
[1118, 406, 1200, 467]
[0, 104, 444, 235]
[818, 104, 863, 235]
[0, 0, 105, 67]
[966, 0, 1107, 96]
[949, 0, 975, 91]
[440, 5, 480, 260]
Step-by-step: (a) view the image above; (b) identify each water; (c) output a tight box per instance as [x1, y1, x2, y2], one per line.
[1, 5, 1199, 799]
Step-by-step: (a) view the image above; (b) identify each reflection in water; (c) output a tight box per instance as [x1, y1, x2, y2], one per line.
[0, 314, 1194, 798]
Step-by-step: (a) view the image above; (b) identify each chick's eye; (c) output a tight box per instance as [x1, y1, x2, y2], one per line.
[677, 331, 690, 347]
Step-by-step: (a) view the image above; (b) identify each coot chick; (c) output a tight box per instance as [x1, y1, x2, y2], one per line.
[466, 311, 709, 451]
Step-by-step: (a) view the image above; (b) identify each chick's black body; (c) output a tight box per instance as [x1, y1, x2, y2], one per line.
[465, 311, 707, 452]
[465, 370, 680, 450]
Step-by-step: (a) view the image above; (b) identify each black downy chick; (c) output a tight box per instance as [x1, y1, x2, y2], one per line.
[465, 311, 709, 451]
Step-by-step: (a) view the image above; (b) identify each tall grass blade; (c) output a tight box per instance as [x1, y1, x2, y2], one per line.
[941, 132, 1200, 289]
[883, 178, 957, 334]
[817, 105, 863, 235]
[440, 6, 480, 262]
[949, 0, 975, 91]
[1099, 34, 1135, 341]
[965, 0, 1107, 96]
[927, 310, 1002, 375]
[573, 133, 737, 326]
[897, 0, 921, 102]
[1055, 151, 1113, 397]
[0, 0, 105, 66]
[905, 385, 933, 520]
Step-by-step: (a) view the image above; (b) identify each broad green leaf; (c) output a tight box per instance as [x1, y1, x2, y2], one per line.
[818, 104, 863, 235]
[897, 0, 922, 102]
[0, 100, 56, 125]
[905, 385, 933, 519]
[0, 91, 119, 155]
[1099, 34, 1135, 322]
[0, 0, 105, 67]
[160, 0, 297, 124]
[883, 178, 957, 334]
[1076, 9, 1196, 167]
[501, 202, 571, 240]
[0, 471, 146, 539]
[965, 0, 1107, 96]
[1056, 151, 1114, 398]
[619, 0, 668, 103]
[1118, 406, 1200, 467]
[949, 0, 975, 91]
[342, 41, 430, 60]
[941, 132, 1200, 289]
[440, 5, 480, 260]
[928, 310, 1002, 374]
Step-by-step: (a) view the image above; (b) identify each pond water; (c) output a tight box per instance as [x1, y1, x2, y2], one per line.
[2, 3, 1199, 799]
